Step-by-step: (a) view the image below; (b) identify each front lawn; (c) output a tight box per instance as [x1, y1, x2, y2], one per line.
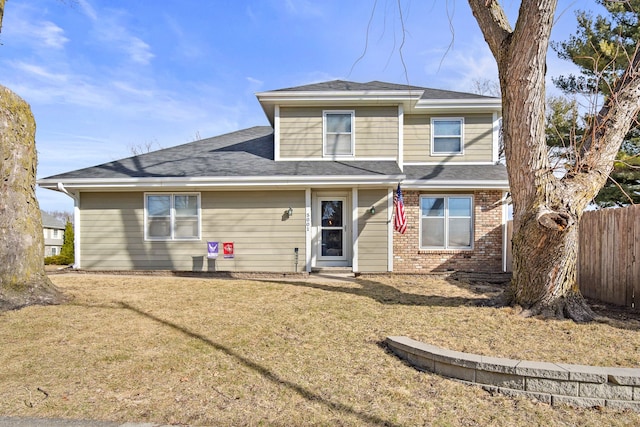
[1, 274, 638, 426]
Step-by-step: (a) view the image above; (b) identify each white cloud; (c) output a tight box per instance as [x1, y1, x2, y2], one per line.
[37, 21, 69, 48]
[10, 61, 69, 83]
[125, 37, 155, 65]
[421, 37, 499, 92]
[93, 20, 155, 65]
[3, 7, 69, 50]
[111, 81, 154, 98]
[77, 0, 155, 65]
[77, 0, 98, 22]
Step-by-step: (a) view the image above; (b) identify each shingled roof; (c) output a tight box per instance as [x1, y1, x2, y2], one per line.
[40, 124, 507, 188]
[41, 126, 403, 181]
[268, 80, 496, 100]
[39, 80, 506, 189]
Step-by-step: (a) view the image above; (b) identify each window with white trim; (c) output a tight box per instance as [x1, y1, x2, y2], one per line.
[323, 111, 354, 156]
[145, 193, 200, 240]
[420, 195, 473, 249]
[431, 118, 464, 155]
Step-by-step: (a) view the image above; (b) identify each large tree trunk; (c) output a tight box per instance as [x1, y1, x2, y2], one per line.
[469, 0, 640, 321]
[511, 206, 594, 321]
[0, 85, 67, 311]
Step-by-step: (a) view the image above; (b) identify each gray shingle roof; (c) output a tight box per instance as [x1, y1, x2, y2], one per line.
[41, 212, 65, 229]
[273, 80, 426, 92]
[268, 80, 497, 100]
[41, 124, 507, 186]
[42, 126, 403, 180]
[40, 80, 504, 186]
[404, 164, 508, 182]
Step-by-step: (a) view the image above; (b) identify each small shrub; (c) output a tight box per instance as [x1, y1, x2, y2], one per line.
[44, 254, 73, 265]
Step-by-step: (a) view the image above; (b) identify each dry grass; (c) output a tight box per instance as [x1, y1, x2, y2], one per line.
[1, 273, 640, 426]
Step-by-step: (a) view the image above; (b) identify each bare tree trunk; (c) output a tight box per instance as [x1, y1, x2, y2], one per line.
[511, 206, 594, 321]
[469, 0, 640, 321]
[0, 85, 67, 311]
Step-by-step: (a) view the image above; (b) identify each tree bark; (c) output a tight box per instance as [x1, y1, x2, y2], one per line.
[0, 0, 5, 34]
[0, 85, 68, 311]
[468, 0, 640, 321]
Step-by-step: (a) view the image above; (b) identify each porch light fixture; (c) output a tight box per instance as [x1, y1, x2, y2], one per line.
[287, 207, 293, 217]
[369, 206, 376, 215]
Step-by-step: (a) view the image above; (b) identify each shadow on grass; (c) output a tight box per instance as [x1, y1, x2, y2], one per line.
[256, 277, 492, 307]
[116, 301, 402, 427]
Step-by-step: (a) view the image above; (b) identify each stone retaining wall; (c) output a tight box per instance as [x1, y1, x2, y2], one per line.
[386, 336, 640, 411]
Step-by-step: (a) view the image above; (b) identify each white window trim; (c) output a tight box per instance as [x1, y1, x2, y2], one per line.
[419, 194, 474, 250]
[144, 192, 201, 241]
[323, 110, 355, 158]
[431, 117, 464, 156]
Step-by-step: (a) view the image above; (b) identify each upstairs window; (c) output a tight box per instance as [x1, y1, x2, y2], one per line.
[431, 118, 464, 155]
[324, 111, 354, 156]
[145, 193, 200, 240]
[420, 195, 473, 249]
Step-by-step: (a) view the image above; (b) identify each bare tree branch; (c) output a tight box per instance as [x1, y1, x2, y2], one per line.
[467, 0, 513, 61]
[348, 0, 379, 78]
[573, 41, 640, 193]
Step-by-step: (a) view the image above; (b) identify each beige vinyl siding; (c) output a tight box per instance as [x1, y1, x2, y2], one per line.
[279, 106, 398, 159]
[355, 106, 398, 158]
[279, 107, 323, 157]
[403, 113, 495, 162]
[403, 115, 429, 163]
[79, 191, 306, 272]
[357, 189, 389, 272]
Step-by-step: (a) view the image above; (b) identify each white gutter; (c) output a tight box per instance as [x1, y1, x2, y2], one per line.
[38, 174, 407, 190]
[256, 90, 423, 101]
[414, 98, 502, 111]
[401, 180, 510, 190]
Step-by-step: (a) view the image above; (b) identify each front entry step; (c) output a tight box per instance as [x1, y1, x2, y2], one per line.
[310, 267, 355, 278]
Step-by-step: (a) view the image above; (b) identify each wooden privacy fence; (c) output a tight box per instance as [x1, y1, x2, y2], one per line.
[578, 205, 640, 310]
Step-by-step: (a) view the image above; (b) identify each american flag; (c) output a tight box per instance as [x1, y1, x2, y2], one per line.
[394, 184, 407, 234]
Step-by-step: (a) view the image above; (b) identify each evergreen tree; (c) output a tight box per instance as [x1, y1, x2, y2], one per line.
[551, 0, 640, 207]
[60, 221, 74, 265]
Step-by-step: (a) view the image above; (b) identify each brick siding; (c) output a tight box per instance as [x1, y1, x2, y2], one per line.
[393, 190, 504, 273]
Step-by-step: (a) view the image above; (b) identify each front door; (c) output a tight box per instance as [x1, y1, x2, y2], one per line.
[314, 194, 351, 267]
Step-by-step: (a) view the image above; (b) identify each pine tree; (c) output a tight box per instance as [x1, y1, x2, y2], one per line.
[551, 0, 640, 207]
[60, 221, 75, 265]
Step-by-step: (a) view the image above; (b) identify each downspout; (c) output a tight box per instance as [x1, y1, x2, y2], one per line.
[57, 183, 80, 269]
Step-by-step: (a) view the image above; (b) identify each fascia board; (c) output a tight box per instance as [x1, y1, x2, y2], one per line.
[256, 90, 422, 101]
[257, 91, 422, 125]
[38, 174, 407, 191]
[401, 179, 510, 190]
[414, 98, 502, 112]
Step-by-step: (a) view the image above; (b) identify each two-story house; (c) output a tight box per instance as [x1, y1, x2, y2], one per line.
[42, 211, 65, 257]
[38, 80, 509, 274]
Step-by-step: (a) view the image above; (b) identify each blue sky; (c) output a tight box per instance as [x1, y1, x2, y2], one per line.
[1, 0, 594, 212]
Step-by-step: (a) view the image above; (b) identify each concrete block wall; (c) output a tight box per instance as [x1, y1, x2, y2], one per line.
[386, 336, 640, 411]
[393, 190, 504, 273]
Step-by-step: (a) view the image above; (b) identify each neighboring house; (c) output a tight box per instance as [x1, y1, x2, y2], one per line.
[42, 212, 65, 257]
[38, 80, 509, 274]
